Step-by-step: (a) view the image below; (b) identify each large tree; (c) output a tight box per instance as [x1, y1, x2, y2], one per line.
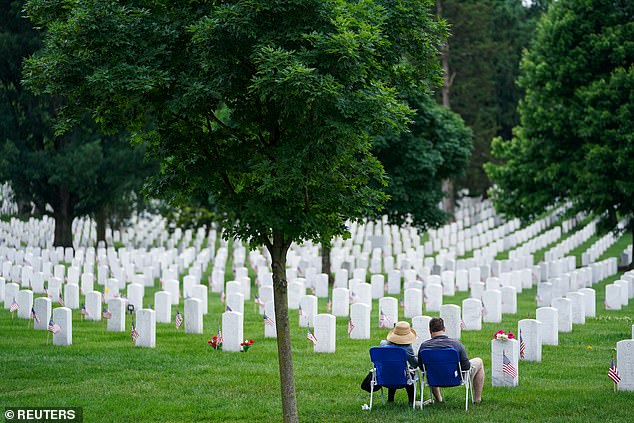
[23, 0, 445, 420]
[0, 0, 154, 247]
[486, 0, 634, 264]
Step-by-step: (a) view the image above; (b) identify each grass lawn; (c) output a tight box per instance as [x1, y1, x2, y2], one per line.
[1, 233, 633, 422]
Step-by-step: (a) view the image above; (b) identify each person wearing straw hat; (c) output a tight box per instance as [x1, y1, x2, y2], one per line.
[379, 321, 418, 406]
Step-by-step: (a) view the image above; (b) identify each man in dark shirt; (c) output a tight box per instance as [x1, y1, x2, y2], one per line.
[419, 317, 484, 403]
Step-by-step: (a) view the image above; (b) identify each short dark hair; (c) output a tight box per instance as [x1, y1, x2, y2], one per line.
[429, 317, 445, 333]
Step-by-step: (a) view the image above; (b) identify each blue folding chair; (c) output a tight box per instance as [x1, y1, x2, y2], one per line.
[368, 346, 417, 410]
[418, 348, 473, 411]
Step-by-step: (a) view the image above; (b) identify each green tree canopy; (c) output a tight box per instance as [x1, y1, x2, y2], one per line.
[374, 93, 472, 229]
[23, 0, 446, 420]
[486, 0, 634, 260]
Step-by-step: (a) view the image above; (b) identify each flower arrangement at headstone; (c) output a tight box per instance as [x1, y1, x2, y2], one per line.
[240, 339, 254, 352]
[493, 330, 515, 341]
[208, 336, 222, 350]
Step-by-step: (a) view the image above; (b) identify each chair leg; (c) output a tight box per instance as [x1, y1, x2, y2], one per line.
[465, 382, 469, 411]
[369, 381, 373, 411]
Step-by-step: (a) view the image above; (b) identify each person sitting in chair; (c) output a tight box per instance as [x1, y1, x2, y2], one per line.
[379, 321, 419, 406]
[419, 317, 484, 404]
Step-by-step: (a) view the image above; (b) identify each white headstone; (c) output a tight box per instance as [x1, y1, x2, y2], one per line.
[378, 297, 398, 328]
[52, 306, 72, 346]
[614, 280, 629, 306]
[485, 277, 501, 291]
[440, 304, 462, 340]
[227, 292, 245, 315]
[616, 339, 634, 392]
[552, 297, 572, 333]
[566, 292, 586, 325]
[424, 284, 443, 312]
[222, 311, 244, 352]
[30, 273, 44, 294]
[4, 282, 19, 310]
[16, 289, 33, 319]
[264, 301, 277, 338]
[260, 286, 274, 313]
[80, 273, 94, 295]
[315, 274, 329, 298]
[579, 288, 596, 318]
[412, 315, 432, 354]
[155, 291, 172, 323]
[536, 307, 558, 346]
[183, 275, 197, 299]
[135, 308, 156, 348]
[501, 286, 517, 315]
[456, 270, 469, 292]
[127, 283, 144, 311]
[462, 298, 483, 331]
[107, 298, 126, 332]
[349, 303, 370, 340]
[518, 319, 542, 362]
[332, 287, 349, 317]
[334, 269, 348, 289]
[387, 270, 401, 295]
[0, 276, 4, 303]
[403, 288, 422, 318]
[482, 289, 502, 323]
[351, 282, 372, 309]
[189, 284, 207, 315]
[287, 279, 305, 310]
[537, 282, 552, 308]
[314, 313, 336, 353]
[85, 291, 102, 321]
[470, 282, 485, 301]
[605, 284, 622, 310]
[33, 297, 51, 330]
[299, 295, 318, 328]
[104, 278, 120, 302]
[164, 280, 180, 305]
[441, 270, 455, 296]
[491, 338, 519, 387]
[185, 297, 203, 334]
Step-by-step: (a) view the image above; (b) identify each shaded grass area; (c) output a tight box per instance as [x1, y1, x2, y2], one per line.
[1, 235, 633, 422]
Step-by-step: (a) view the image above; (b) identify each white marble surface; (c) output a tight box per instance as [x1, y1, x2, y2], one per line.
[491, 338, 519, 387]
[184, 297, 203, 334]
[425, 283, 443, 312]
[16, 289, 33, 319]
[536, 307, 558, 346]
[617, 339, 634, 391]
[85, 291, 102, 321]
[299, 295, 318, 328]
[518, 319, 542, 362]
[482, 289, 502, 323]
[404, 288, 422, 318]
[314, 313, 336, 353]
[64, 283, 80, 310]
[33, 297, 51, 330]
[462, 298, 482, 331]
[552, 297, 572, 333]
[222, 310, 244, 352]
[108, 298, 126, 332]
[332, 287, 349, 317]
[53, 306, 72, 346]
[349, 303, 370, 339]
[378, 297, 398, 328]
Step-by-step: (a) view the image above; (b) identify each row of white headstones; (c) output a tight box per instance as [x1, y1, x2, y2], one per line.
[1, 202, 633, 389]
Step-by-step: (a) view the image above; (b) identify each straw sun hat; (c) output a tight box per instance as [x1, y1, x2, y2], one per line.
[386, 321, 417, 345]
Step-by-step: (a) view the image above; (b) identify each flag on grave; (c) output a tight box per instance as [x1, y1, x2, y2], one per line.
[31, 307, 40, 323]
[608, 358, 621, 384]
[58, 294, 64, 307]
[326, 297, 332, 313]
[307, 327, 318, 345]
[102, 308, 112, 320]
[502, 352, 517, 378]
[348, 318, 355, 337]
[264, 312, 275, 326]
[520, 330, 526, 360]
[81, 303, 89, 317]
[9, 298, 19, 313]
[379, 309, 391, 328]
[131, 322, 140, 343]
[216, 324, 223, 344]
[48, 319, 61, 334]
[175, 310, 183, 329]
[226, 305, 233, 312]
[298, 304, 304, 317]
[254, 295, 264, 308]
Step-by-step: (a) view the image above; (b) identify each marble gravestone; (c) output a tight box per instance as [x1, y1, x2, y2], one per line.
[127, 283, 144, 312]
[222, 310, 244, 352]
[462, 298, 482, 331]
[441, 271, 455, 296]
[259, 286, 274, 315]
[52, 306, 72, 346]
[578, 288, 596, 318]
[616, 340, 634, 391]
[334, 269, 348, 289]
[411, 315, 432, 354]
[191, 285, 208, 315]
[85, 291, 102, 321]
[518, 319, 542, 362]
[314, 313, 336, 353]
[470, 282, 485, 301]
[536, 307, 558, 346]
[227, 292, 245, 315]
[387, 270, 401, 295]
[371, 274, 385, 299]
[536, 282, 552, 308]
[332, 287, 350, 317]
[108, 298, 126, 332]
[155, 291, 172, 323]
[403, 288, 422, 318]
[424, 284, 443, 312]
[4, 282, 19, 310]
[315, 274, 329, 298]
[136, 308, 156, 348]
[440, 304, 462, 340]
[299, 295, 318, 328]
[378, 297, 398, 328]
[33, 296, 52, 330]
[287, 279, 305, 310]
[482, 289, 502, 323]
[185, 297, 203, 334]
[164, 280, 180, 305]
[605, 284, 622, 310]
[500, 286, 517, 315]
[491, 338, 519, 387]
[566, 292, 585, 325]
[80, 273, 94, 295]
[349, 303, 370, 340]
[16, 289, 34, 319]
[64, 284, 80, 310]
[552, 297, 572, 333]
[264, 301, 277, 338]
[456, 270, 469, 292]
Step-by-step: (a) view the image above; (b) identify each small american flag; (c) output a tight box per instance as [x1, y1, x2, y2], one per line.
[481, 304, 488, 316]
[298, 304, 304, 317]
[460, 319, 466, 330]
[58, 294, 64, 307]
[216, 324, 223, 344]
[307, 327, 318, 345]
[520, 330, 526, 360]
[131, 322, 140, 343]
[379, 309, 391, 328]
[350, 291, 360, 304]
[225, 305, 233, 312]
[81, 303, 90, 317]
[348, 318, 355, 337]
[608, 358, 621, 384]
[48, 319, 61, 334]
[220, 291, 226, 304]
[399, 297, 404, 307]
[9, 298, 19, 313]
[102, 308, 112, 320]
[175, 310, 183, 329]
[31, 307, 40, 323]
[263, 312, 275, 326]
[254, 295, 264, 308]
[326, 297, 332, 313]
[502, 352, 518, 378]
[44, 287, 50, 298]
[604, 300, 611, 310]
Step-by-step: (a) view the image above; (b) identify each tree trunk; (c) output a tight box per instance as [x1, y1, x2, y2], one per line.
[53, 188, 74, 248]
[95, 207, 107, 247]
[437, 0, 455, 215]
[268, 230, 298, 423]
[321, 242, 333, 284]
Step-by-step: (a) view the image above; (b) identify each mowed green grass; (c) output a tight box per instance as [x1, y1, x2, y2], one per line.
[1, 233, 633, 422]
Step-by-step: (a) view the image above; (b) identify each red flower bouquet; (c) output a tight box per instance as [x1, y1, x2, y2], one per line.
[240, 339, 254, 352]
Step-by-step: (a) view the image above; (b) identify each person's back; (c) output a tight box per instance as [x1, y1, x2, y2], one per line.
[418, 317, 484, 403]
